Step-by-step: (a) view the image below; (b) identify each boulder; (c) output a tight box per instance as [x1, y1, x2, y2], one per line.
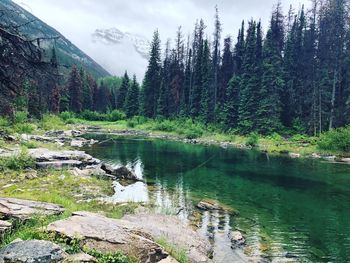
[28, 148, 100, 169]
[101, 164, 140, 181]
[289, 153, 301, 158]
[0, 240, 66, 263]
[123, 213, 213, 263]
[70, 166, 107, 178]
[0, 197, 64, 220]
[341, 158, 350, 164]
[24, 169, 38, 180]
[0, 220, 12, 235]
[48, 211, 169, 263]
[229, 231, 245, 248]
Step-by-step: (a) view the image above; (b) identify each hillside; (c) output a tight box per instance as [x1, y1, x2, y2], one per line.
[0, 0, 110, 78]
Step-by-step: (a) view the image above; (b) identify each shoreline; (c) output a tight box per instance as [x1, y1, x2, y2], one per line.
[82, 126, 350, 165]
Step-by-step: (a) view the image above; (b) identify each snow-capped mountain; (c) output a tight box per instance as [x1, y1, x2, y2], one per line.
[92, 28, 150, 60]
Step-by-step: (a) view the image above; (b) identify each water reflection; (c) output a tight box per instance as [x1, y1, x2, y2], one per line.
[83, 136, 350, 262]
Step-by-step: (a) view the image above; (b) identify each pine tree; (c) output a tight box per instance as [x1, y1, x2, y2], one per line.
[180, 38, 192, 116]
[238, 20, 259, 133]
[224, 76, 241, 128]
[118, 71, 130, 111]
[256, 29, 284, 134]
[157, 40, 171, 117]
[190, 19, 206, 118]
[28, 80, 41, 119]
[219, 37, 234, 113]
[95, 82, 111, 113]
[67, 65, 82, 113]
[200, 40, 212, 122]
[211, 6, 222, 120]
[126, 75, 140, 118]
[142, 30, 162, 118]
[50, 84, 60, 114]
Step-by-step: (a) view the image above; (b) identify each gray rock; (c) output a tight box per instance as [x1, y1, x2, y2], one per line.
[0, 197, 64, 220]
[0, 220, 12, 235]
[101, 164, 140, 181]
[341, 158, 350, 164]
[229, 231, 245, 248]
[196, 199, 237, 215]
[24, 169, 38, 180]
[123, 213, 213, 263]
[29, 148, 100, 169]
[48, 211, 169, 263]
[0, 240, 66, 263]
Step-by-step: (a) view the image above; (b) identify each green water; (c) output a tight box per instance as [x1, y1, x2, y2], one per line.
[84, 135, 350, 262]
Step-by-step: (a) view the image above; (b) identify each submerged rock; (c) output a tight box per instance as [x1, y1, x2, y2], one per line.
[0, 240, 66, 263]
[101, 163, 140, 181]
[0, 197, 64, 220]
[196, 199, 238, 215]
[229, 231, 246, 248]
[48, 211, 169, 263]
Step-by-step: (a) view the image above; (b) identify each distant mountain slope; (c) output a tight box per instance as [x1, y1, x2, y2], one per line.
[92, 28, 150, 60]
[0, 0, 110, 78]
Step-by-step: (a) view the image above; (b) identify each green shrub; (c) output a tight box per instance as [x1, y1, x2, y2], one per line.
[0, 117, 9, 127]
[60, 111, 75, 121]
[182, 128, 203, 139]
[0, 149, 35, 171]
[39, 114, 65, 131]
[87, 249, 135, 263]
[318, 127, 350, 152]
[78, 110, 126, 122]
[246, 132, 259, 147]
[13, 123, 37, 134]
[153, 119, 177, 132]
[14, 111, 28, 124]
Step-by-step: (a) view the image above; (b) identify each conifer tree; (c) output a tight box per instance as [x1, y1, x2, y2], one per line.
[238, 20, 259, 133]
[200, 40, 212, 122]
[28, 80, 41, 119]
[190, 19, 205, 118]
[67, 65, 82, 113]
[142, 30, 162, 118]
[126, 75, 140, 118]
[50, 84, 60, 114]
[219, 37, 234, 106]
[118, 71, 130, 111]
[256, 29, 284, 134]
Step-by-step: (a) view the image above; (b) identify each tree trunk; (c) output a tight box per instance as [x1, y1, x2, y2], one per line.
[329, 69, 337, 130]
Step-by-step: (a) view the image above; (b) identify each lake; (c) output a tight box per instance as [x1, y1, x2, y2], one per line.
[83, 135, 350, 263]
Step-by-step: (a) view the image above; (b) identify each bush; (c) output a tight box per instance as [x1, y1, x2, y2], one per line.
[246, 132, 259, 147]
[318, 127, 350, 152]
[13, 123, 37, 134]
[78, 110, 126, 122]
[153, 119, 177, 132]
[39, 114, 65, 131]
[0, 117, 9, 127]
[60, 111, 75, 121]
[14, 111, 28, 124]
[0, 149, 35, 171]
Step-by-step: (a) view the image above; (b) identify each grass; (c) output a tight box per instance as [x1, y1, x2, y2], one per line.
[157, 238, 189, 263]
[0, 148, 35, 171]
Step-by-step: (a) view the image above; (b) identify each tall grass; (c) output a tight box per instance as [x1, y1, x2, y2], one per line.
[318, 127, 350, 152]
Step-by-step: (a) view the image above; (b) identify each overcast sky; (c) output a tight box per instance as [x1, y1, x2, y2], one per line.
[13, 0, 310, 77]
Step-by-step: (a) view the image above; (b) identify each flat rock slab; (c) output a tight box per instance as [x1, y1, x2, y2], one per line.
[0, 197, 64, 220]
[123, 213, 213, 263]
[48, 211, 169, 263]
[66, 253, 96, 262]
[0, 240, 66, 263]
[28, 148, 100, 164]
